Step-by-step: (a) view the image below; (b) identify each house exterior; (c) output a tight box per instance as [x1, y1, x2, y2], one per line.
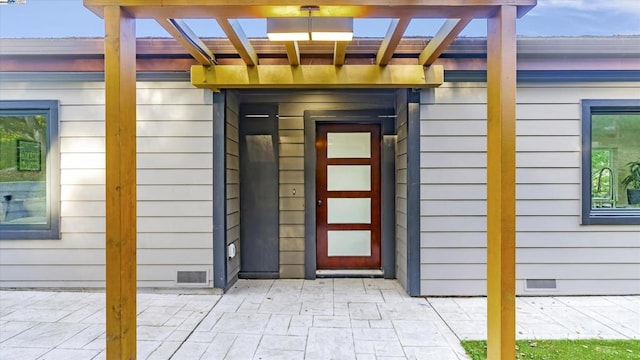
[1, 35, 639, 296]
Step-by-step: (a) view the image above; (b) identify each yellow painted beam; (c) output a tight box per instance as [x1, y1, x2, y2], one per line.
[155, 18, 215, 65]
[419, 18, 472, 66]
[216, 18, 258, 66]
[334, 42, 347, 66]
[191, 64, 443, 89]
[104, 5, 137, 360]
[376, 17, 411, 65]
[486, 5, 517, 360]
[284, 41, 300, 66]
[84, 1, 537, 20]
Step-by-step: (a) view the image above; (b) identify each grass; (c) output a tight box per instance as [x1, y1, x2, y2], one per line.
[461, 339, 640, 360]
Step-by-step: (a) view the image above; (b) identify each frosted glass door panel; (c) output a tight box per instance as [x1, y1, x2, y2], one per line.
[327, 230, 371, 256]
[327, 198, 371, 224]
[327, 165, 371, 191]
[327, 132, 370, 158]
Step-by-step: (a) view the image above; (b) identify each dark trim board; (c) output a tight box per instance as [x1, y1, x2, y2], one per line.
[239, 272, 280, 279]
[445, 70, 640, 83]
[381, 134, 397, 279]
[406, 92, 421, 296]
[212, 91, 228, 289]
[4, 70, 640, 84]
[304, 109, 396, 280]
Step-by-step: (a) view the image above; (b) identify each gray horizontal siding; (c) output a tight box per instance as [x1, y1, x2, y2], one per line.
[226, 91, 240, 283]
[419, 82, 640, 296]
[0, 80, 214, 288]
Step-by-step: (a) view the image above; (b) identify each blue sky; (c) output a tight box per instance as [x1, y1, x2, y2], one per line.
[0, 0, 638, 38]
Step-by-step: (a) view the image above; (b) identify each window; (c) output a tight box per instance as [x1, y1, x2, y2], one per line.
[582, 99, 640, 225]
[0, 101, 60, 239]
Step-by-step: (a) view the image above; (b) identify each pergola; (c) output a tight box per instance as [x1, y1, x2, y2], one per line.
[83, 1, 537, 359]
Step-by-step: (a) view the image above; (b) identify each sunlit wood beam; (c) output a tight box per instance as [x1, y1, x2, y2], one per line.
[419, 18, 472, 66]
[334, 42, 347, 66]
[216, 18, 258, 66]
[191, 64, 443, 88]
[486, 5, 517, 360]
[285, 41, 300, 66]
[155, 18, 216, 65]
[84, 1, 538, 20]
[376, 18, 411, 66]
[104, 5, 137, 360]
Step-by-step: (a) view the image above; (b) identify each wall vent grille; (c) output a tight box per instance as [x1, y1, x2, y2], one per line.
[177, 271, 207, 284]
[526, 279, 557, 289]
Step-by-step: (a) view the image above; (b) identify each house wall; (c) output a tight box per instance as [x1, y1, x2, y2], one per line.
[225, 91, 241, 283]
[419, 81, 640, 296]
[395, 94, 409, 289]
[238, 90, 397, 279]
[0, 79, 215, 288]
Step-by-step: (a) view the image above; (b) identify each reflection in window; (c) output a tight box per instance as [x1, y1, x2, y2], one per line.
[591, 114, 640, 209]
[582, 100, 640, 224]
[0, 115, 48, 224]
[0, 101, 59, 239]
[591, 148, 613, 207]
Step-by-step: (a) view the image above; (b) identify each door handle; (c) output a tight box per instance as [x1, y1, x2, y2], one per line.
[317, 199, 323, 206]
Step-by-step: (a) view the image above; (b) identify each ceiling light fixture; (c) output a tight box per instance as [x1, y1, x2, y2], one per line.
[267, 17, 311, 41]
[310, 17, 353, 41]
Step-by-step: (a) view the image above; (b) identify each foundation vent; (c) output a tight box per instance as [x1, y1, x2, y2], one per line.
[525, 279, 557, 289]
[177, 271, 207, 284]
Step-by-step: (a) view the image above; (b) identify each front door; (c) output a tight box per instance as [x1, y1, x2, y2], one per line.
[316, 123, 381, 269]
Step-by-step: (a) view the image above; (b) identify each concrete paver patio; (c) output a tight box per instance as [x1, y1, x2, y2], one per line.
[1, 279, 638, 360]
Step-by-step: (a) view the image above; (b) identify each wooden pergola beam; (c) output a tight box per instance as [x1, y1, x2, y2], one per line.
[285, 41, 300, 66]
[85, 0, 537, 19]
[216, 18, 259, 66]
[104, 5, 137, 360]
[191, 64, 443, 88]
[155, 18, 216, 65]
[419, 18, 472, 66]
[376, 18, 411, 66]
[334, 42, 348, 66]
[486, 5, 517, 360]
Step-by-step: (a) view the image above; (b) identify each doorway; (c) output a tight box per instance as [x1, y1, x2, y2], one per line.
[315, 123, 382, 269]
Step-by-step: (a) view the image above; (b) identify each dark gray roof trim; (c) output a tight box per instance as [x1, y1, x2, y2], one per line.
[1, 36, 639, 57]
[445, 70, 640, 82]
[3, 70, 639, 83]
[0, 72, 190, 82]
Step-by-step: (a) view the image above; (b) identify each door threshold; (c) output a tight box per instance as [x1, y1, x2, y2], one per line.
[316, 269, 384, 278]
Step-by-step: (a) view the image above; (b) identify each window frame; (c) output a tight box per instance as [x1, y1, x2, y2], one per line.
[0, 100, 60, 239]
[581, 99, 640, 225]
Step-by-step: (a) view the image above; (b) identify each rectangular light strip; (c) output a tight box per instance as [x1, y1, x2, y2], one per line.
[310, 17, 353, 41]
[267, 17, 310, 41]
[267, 17, 353, 42]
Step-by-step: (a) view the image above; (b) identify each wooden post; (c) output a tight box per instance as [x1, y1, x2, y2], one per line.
[104, 6, 137, 360]
[486, 5, 517, 360]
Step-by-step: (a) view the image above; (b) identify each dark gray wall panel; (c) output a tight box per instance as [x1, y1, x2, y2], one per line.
[239, 104, 280, 278]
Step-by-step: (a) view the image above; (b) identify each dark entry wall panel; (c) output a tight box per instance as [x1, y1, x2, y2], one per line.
[239, 104, 280, 278]
[212, 91, 228, 289]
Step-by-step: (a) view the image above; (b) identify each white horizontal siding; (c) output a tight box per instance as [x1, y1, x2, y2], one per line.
[420, 231, 640, 248]
[419, 82, 640, 296]
[420, 248, 640, 264]
[421, 279, 640, 297]
[421, 264, 640, 279]
[0, 80, 214, 288]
